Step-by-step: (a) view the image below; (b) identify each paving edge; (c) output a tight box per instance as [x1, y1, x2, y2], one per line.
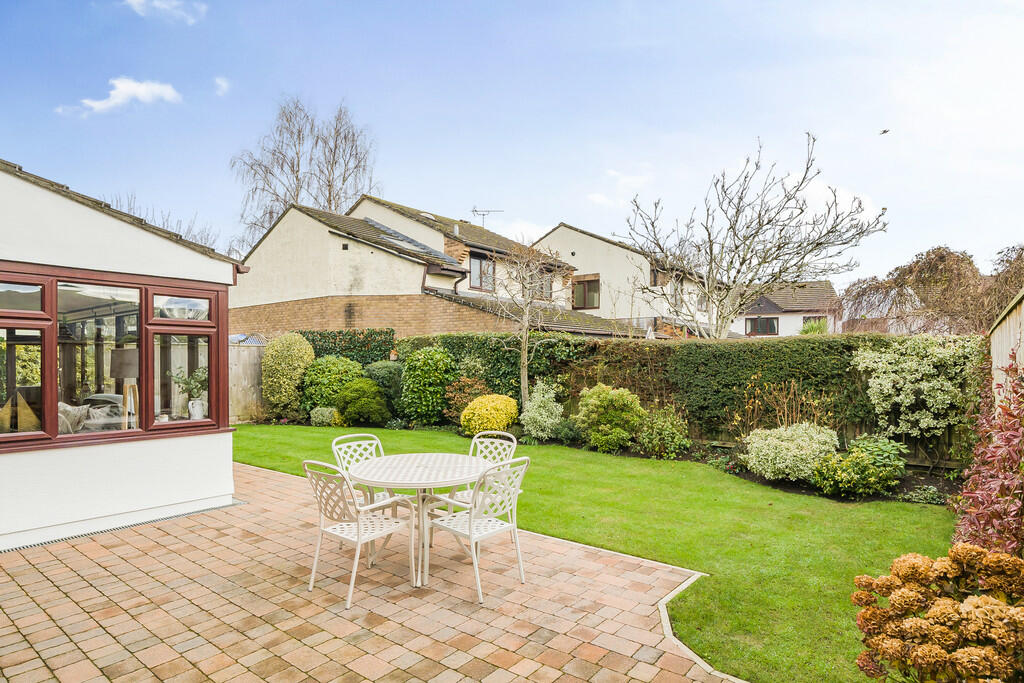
[518, 529, 748, 683]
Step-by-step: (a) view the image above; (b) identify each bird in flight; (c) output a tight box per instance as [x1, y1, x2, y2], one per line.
[879, 129, 890, 135]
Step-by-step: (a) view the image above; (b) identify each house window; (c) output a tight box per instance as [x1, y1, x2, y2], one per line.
[573, 278, 600, 310]
[745, 317, 779, 336]
[527, 272, 553, 300]
[0, 264, 226, 451]
[469, 252, 494, 291]
[803, 315, 827, 325]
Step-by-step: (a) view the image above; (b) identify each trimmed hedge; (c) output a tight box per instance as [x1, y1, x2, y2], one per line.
[295, 328, 395, 365]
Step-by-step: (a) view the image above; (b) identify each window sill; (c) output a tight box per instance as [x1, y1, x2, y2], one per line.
[0, 425, 234, 455]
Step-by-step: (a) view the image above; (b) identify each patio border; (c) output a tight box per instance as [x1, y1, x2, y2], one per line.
[519, 529, 748, 683]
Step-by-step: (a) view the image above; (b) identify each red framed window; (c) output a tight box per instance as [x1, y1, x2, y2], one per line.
[0, 261, 228, 453]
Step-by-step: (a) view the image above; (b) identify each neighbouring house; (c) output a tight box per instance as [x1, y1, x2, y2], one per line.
[0, 159, 240, 551]
[532, 222, 712, 336]
[230, 198, 646, 338]
[736, 281, 840, 337]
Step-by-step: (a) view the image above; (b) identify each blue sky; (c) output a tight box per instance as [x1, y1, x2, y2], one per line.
[3, 1, 1022, 286]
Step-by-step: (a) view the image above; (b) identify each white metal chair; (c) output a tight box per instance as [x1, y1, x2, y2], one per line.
[303, 460, 416, 608]
[424, 456, 530, 603]
[332, 434, 388, 501]
[449, 431, 518, 506]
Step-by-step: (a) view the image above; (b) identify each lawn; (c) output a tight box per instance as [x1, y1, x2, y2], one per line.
[233, 424, 955, 683]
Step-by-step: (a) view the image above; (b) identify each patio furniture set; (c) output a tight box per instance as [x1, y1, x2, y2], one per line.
[302, 432, 530, 609]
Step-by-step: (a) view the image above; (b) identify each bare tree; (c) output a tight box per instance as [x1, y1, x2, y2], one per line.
[842, 244, 1024, 334]
[105, 192, 221, 250]
[486, 242, 574, 407]
[626, 134, 887, 338]
[229, 97, 377, 257]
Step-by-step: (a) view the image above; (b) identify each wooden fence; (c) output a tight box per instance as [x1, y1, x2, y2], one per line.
[990, 285, 1024, 388]
[228, 343, 263, 423]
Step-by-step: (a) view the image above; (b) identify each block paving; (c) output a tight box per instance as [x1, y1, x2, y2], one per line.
[1, 463, 728, 682]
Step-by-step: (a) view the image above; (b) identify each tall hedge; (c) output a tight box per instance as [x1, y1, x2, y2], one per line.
[262, 332, 315, 421]
[294, 328, 395, 365]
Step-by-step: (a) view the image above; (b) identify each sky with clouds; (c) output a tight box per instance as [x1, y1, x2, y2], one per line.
[2, 1, 1022, 288]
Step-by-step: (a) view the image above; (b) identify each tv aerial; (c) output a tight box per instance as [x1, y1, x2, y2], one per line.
[471, 206, 503, 227]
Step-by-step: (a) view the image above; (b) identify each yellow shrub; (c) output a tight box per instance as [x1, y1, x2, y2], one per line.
[461, 394, 518, 435]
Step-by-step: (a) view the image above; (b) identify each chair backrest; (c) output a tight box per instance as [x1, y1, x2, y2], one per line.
[470, 456, 530, 520]
[331, 433, 383, 472]
[470, 431, 517, 464]
[303, 460, 360, 524]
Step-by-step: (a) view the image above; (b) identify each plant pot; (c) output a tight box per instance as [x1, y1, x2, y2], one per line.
[188, 399, 207, 420]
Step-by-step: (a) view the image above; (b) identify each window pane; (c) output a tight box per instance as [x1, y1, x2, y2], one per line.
[481, 259, 494, 290]
[573, 283, 585, 308]
[470, 257, 481, 288]
[0, 329, 43, 434]
[154, 334, 209, 422]
[745, 318, 755, 334]
[586, 281, 600, 308]
[154, 295, 210, 321]
[0, 283, 42, 312]
[767, 318, 778, 334]
[57, 283, 140, 433]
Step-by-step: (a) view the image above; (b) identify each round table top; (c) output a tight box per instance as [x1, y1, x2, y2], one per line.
[347, 452, 488, 489]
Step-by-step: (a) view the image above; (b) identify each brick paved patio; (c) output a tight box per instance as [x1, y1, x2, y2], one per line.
[0, 463, 733, 683]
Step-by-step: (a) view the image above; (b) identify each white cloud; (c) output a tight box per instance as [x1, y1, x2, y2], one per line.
[486, 217, 551, 244]
[77, 77, 182, 115]
[214, 76, 231, 96]
[586, 192, 618, 207]
[123, 0, 207, 25]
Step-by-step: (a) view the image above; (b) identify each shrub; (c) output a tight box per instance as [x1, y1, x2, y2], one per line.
[443, 377, 490, 424]
[300, 355, 363, 414]
[310, 406, 342, 427]
[461, 394, 519, 435]
[335, 378, 391, 426]
[955, 353, 1024, 555]
[295, 328, 395, 364]
[552, 418, 583, 446]
[262, 332, 315, 421]
[813, 434, 908, 499]
[741, 422, 839, 482]
[520, 380, 564, 441]
[636, 406, 692, 459]
[364, 360, 403, 411]
[800, 318, 828, 335]
[572, 383, 647, 452]
[384, 417, 408, 430]
[899, 485, 948, 505]
[400, 346, 457, 425]
[457, 354, 488, 380]
[851, 543, 1024, 681]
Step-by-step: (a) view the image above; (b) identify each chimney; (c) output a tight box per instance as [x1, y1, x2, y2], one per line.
[453, 223, 460, 236]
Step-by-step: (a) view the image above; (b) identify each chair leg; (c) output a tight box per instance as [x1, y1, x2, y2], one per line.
[308, 530, 323, 592]
[512, 527, 525, 584]
[470, 539, 484, 604]
[423, 522, 431, 585]
[407, 522, 417, 588]
[367, 540, 376, 568]
[346, 543, 362, 609]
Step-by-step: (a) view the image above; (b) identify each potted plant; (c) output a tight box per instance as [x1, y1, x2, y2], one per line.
[168, 366, 209, 419]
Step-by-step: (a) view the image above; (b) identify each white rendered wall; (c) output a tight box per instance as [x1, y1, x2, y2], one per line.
[0, 171, 234, 285]
[731, 311, 838, 337]
[0, 432, 234, 551]
[347, 200, 447, 252]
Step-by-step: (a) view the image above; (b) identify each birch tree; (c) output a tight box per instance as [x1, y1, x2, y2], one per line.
[626, 134, 887, 338]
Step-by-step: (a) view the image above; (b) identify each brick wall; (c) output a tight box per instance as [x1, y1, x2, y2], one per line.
[443, 237, 470, 263]
[229, 294, 519, 338]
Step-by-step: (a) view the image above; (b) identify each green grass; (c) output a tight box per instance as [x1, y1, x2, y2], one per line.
[233, 424, 955, 683]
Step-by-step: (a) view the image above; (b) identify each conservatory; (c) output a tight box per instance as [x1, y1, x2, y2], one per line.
[0, 159, 242, 550]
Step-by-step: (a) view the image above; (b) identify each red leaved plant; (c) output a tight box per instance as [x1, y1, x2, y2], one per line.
[954, 351, 1024, 556]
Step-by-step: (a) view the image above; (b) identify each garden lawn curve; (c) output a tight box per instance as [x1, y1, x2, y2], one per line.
[233, 424, 955, 683]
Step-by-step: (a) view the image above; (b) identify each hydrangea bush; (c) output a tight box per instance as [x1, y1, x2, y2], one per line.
[741, 422, 839, 482]
[852, 543, 1024, 680]
[460, 394, 519, 435]
[520, 380, 564, 442]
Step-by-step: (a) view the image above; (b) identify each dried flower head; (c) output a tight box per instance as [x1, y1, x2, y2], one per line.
[931, 556, 959, 580]
[855, 649, 887, 678]
[908, 643, 949, 671]
[949, 646, 1004, 677]
[854, 575, 876, 592]
[888, 586, 928, 615]
[851, 591, 877, 607]
[948, 543, 987, 569]
[857, 606, 891, 636]
[927, 623, 960, 651]
[900, 617, 931, 640]
[872, 575, 902, 597]
[891, 553, 935, 584]
[926, 598, 962, 627]
[876, 637, 909, 661]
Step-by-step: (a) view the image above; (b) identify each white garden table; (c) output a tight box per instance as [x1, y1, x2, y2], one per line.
[347, 452, 489, 587]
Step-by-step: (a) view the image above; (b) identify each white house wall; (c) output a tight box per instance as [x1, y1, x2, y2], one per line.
[0, 171, 234, 285]
[0, 431, 233, 551]
[348, 200, 447, 253]
[731, 311, 838, 337]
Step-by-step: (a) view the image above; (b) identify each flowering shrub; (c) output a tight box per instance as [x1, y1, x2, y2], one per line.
[520, 380, 564, 441]
[852, 335, 985, 446]
[300, 355, 363, 414]
[364, 360, 403, 412]
[443, 377, 490, 424]
[262, 332, 315, 421]
[572, 383, 647, 453]
[954, 353, 1024, 556]
[460, 394, 519, 435]
[852, 543, 1024, 681]
[813, 434, 908, 499]
[335, 378, 391, 426]
[741, 422, 839, 482]
[636, 406, 692, 459]
[309, 406, 342, 427]
[400, 346, 457, 425]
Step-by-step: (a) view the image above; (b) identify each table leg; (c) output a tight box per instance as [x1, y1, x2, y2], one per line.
[419, 489, 429, 587]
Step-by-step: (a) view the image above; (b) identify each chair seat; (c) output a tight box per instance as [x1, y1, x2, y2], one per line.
[450, 488, 473, 504]
[323, 513, 407, 544]
[432, 510, 511, 540]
